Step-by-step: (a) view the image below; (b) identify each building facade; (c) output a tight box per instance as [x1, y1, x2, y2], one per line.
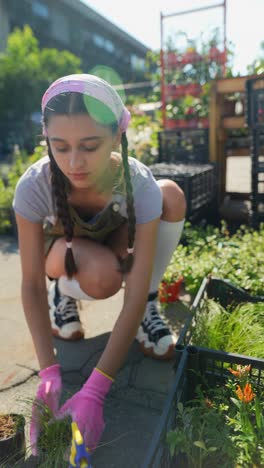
[0, 0, 149, 82]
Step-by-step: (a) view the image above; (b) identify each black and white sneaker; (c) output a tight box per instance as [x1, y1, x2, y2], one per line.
[136, 294, 176, 360]
[48, 280, 84, 340]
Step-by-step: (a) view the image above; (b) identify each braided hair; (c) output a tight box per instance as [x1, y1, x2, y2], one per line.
[118, 132, 136, 273]
[43, 92, 136, 278]
[47, 140, 77, 277]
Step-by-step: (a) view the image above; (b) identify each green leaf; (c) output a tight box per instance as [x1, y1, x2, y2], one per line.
[230, 397, 242, 410]
[194, 440, 207, 450]
[177, 402, 184, 414]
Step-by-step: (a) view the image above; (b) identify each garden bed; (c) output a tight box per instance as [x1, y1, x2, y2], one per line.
[169, 222, 264, 297]
[177, 276, 264, 357]
[142, 346, 264, 468]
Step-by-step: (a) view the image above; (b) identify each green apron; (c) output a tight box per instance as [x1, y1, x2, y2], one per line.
[44, 192, 127, 256]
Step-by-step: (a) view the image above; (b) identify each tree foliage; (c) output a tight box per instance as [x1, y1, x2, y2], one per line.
[247, 41, 264, 75]
[0, 25, 82, 122]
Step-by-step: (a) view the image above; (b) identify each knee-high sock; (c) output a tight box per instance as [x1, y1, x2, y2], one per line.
[58, 276, 96, 301]
[148, 219, 185, 296]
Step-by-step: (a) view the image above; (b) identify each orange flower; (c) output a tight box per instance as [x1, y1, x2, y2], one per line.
[228, 365, 251, 378]
[204, 398, 213, 409]
[236, 383, 256, 403]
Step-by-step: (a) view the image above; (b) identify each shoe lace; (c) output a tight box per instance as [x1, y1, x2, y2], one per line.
[56, 295, 78, 319]
[144, 302, 168, 334]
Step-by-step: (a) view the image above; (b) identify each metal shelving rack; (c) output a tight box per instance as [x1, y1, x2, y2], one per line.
[160, 1, 227, 129]
[246, 75, 264, 227]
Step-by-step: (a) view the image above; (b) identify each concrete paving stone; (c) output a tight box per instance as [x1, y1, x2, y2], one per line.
[54, 334, 108, 372]
[110, 386, 167, 412]
[93, 398, 161, 468]
[79, 289, 124, 340]
[62, 370, 86, 387]
[162, 300, 192, 337]
[0, 237, 39, 389]
[125, 342, 145, 366]
[0, 365, 36, 392]
[111, 362, 132, 390]
[132, 358, 175, 395]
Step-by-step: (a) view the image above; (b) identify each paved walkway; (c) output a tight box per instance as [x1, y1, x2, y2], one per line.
[0, 236, 191, 468]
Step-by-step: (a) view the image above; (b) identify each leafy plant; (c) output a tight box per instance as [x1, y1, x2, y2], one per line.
[192, 300, 264, 358]
[36, 404, 71, 468]
[167, 365, 264, 467]
[169, 221, 264, 296]
[161, 263, 182, 285]
[127, 110, 160, 166]
[0, 143, 47, 233]
[247, 40, 264, 75]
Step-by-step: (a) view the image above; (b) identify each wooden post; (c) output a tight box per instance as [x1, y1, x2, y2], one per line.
[209, 82, 226, 203]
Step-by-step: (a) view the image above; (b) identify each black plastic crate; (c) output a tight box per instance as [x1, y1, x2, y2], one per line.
[177, 276, 264, 347]
[158, 129, 209, 164]
[246, 76, 264, 226]
[142, 345, 264, 468]
[246, 75, 264, 128]
[149, 163, 217, 220]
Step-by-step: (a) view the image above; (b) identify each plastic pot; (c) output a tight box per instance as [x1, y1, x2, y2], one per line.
[165, 119, 178, 130]
[159, 277, 184, 303]
[0, 414, 26, 465]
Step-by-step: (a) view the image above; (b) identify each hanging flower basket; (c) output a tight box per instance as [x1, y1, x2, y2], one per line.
[182, 49, 201, 64]
[197, 117, 209, 128]
[165, 119, 189, 129]
[208, 47, 226, 64]
[165, 119, 179, 130]
[166, 52, 182, 68]
[175, 119, 188, 128]
[165, 83, 202, 98]
[159, 276, 184, 303]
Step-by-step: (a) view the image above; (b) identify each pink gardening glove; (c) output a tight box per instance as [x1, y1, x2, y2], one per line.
[58, 367, 113, 452]
[30, 363, 62, 456]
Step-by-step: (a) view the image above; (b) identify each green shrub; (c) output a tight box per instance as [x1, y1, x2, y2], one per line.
[0, 143, 47, 234]
[163, 221, 264, 296]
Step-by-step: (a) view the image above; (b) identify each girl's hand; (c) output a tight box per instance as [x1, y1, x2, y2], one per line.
[30, 363, 62, 456]
[58, 368, 113, 452]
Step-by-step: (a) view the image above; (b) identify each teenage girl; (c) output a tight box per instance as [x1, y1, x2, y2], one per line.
[13, 74, 186, 454]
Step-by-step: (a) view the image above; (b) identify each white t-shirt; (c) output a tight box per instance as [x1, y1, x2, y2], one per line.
[13, 155, 162, 225]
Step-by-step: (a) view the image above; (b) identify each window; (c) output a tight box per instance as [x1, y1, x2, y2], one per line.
[93, 34, 105, 48]
[52, 10, 69, 42]
[105, 39, 114, 53]
[131, 54, 145, 71]
[92, 34, 115, 53]
[32, 1, 49, 19]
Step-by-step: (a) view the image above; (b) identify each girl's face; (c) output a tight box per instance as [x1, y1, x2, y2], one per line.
[47, 113, 121, 191]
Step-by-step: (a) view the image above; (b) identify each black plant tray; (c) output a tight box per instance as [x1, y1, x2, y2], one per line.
[149, 163, 217, 220]
[141, 345, 264, 468]
[177, 276, 264, 348]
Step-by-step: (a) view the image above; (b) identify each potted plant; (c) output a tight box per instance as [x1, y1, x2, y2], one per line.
[166, 52, 182, 68]
[165, 102, 186, 129]
[182, 47, 201, 65]
[0, 413, 26, 465]
[181, 95, 199, 127]
[159, 265, 184, 303]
